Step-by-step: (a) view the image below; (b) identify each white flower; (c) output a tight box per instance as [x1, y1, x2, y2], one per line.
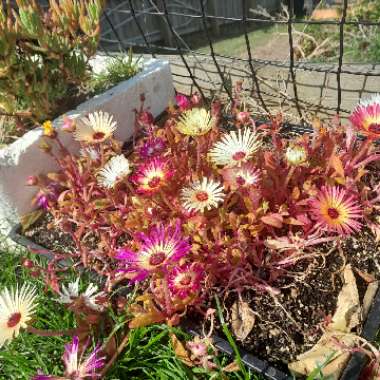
[176, 108, 214, 136]
[222, 163, 261, 189]
[80, 147, 100, 161]
[74, 111, 117, 144]
[181, 178, 225, 213]
[208, 128, 261, 167]
[358, 93, 380, 107]
[57, 279, 104, 311]
[285, 145, 308, 166]
[97, 155, 131, 188]
[0, 284, 38, 347]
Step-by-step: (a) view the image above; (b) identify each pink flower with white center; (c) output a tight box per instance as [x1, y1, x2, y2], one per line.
[33, 336, 105, 379]
[116, 222, 190, 281]
[350, 94, 380, 139]
[176, 93, 191, 110]
[131, 157, 173, 195]
[222, 163, 261, 190]
[137, 137, 166, 159]
[168, 263, 204, 299]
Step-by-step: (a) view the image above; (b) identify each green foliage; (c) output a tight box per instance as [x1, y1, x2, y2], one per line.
[90, 52, 142, 95]
[0, 0, 104, 124]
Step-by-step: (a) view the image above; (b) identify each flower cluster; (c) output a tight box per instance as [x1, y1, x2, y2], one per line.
[15, 91, 380, 376]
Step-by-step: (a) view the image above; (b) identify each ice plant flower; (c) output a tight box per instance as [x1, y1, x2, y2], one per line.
[57, 278, 104, 311]
[61, 116, 76, 132]
[181, 178, 225, 213]
[222, 163, 261, 190]
[35, 184, 59, 210]
[208, 127, 261, 167]
[116, 222, 190, 281]
[131, 157, 173, 195]
[97, 155, 131, 188]
[80, 147, 100, 161]
[176, 93, 191, 110]
[0, 284, 38, 347]
[33, 336, 105, 379]
[74, 111, 117, 144]
[168, 263, 204, 299]
[285, 144, 308, 166]
[309, 186, 363, 235]
[138, 137, 166, 159]
[42, 120, 55, 137]
[350, 94, 380, 139]
[176, 108, 214, 136]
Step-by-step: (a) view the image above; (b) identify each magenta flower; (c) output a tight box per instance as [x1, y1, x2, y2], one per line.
[138, 137, 166, 159]
[131, 157, 173, 195]
[168, 263, 204, 299]
[176, 93, 191, 110]
[116, 222, 190, 281]
[35, 184, 59, 209]
[33, 336, 105, 380]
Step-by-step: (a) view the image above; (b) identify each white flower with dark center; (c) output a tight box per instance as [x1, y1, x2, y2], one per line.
[97, 155, 131, 188]
[80, 147, 100, 161]
[181, 178, 225, 213]
[208, 127, 261, 167]
[74, 111, 117, 144]
[0, 284, 38, 347]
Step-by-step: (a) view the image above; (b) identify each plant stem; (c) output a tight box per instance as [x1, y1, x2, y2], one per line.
[214, 295, 250, 380]
[101, 330, 130, 376]
[284, 166, 296, 187]
[27, 326, 82, 337]
[159, 190, 177, 213]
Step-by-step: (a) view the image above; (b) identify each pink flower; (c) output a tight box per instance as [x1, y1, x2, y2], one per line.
[137, 137, 166, 159]
[61, 116, 76, 132]
[222, 163, 261, 190]
[32, 336, 105, 379]
[350, 94, 380, 139]
[26, 176, 38, 186]
[131, 158, 173, 195]
[236, 111, 253, 125]
[116, 222, 190, 281]
[175, 93, 191, 110]
[168, 263, 204, 299]
[137, 110, 154, 127]
[309, 186, 363, 235]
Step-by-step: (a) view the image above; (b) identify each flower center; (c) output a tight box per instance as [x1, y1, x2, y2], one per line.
[327, 207, 340, 219]
[232, 151, 246, 161]
[93, 132, 106, 140]
[149, 252, 166, 266]
[236, 175, 246, 186]
[195, 191, 209, 202]
[368, 123, 380, 135]
[148, 176, 161, 188]
[7, 312, 21, 328]
[179, 275, 192, 286]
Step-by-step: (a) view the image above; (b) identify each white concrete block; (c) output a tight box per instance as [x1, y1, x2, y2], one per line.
[0, 59, 175, 228]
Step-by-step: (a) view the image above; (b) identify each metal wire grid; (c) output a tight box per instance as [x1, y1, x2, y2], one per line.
[99, 0, 380, 122]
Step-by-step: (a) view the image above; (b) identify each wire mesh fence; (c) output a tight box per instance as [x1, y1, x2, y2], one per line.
[99, 0, 380, 123]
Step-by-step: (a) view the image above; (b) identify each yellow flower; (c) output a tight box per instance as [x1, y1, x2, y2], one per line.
[176, 108, 214, 136]
[42, 120, 55, 137]
[285, 145, 308, 166]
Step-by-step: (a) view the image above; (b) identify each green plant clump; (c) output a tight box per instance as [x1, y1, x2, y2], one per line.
[0, 0, 104, 124]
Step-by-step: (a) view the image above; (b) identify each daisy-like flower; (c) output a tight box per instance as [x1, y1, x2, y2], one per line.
[309, 186, 363, 235]
[138, 137, 166, 159]
[57, 279, 104, 312]
[0, 284, 38, 347]
[116, 222, 190, 281]
[42, 120, 55, 137]
[131, 157, 173, 195]
[181, 178, 225, 213]
[208, 128, 261, 167]
[74, 111, 117, 144]
[285, 144, 308, 166]
[222, 163, 261, 190]
[168, 263, 204, 299]
[176, 108, 214, 136]
[33, 336, 105, 379]
[350, 94, 380, 139]
[97, 155, 131, 188]
[80, 147, 100, 161]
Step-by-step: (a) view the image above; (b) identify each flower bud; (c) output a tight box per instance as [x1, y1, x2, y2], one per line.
[26, 175, 38, 186]
[61, 116, 76, 132]
[285, 145, 308, 166]
[236, 111, 252, 125]
[22, 258, 34, 269]
[42, 120, 56, 138]
[175, 93, 191, 110]
[191, 92, 202, 106]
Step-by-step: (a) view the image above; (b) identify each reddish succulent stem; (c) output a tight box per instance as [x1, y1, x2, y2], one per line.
[27, 326, 82, 337]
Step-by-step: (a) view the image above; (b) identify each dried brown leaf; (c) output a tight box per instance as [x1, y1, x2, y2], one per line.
[170, 333, 194, 367]
[231, 300, 255, 341]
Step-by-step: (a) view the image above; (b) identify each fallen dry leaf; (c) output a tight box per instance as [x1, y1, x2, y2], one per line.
[170, 333, 194, 367]
[231, 300, 255, 341]
[222, 360, 240, 372]
[362, 281, 379, 321]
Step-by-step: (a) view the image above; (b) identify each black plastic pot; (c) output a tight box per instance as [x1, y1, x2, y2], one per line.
[9, 223, 380, 380]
